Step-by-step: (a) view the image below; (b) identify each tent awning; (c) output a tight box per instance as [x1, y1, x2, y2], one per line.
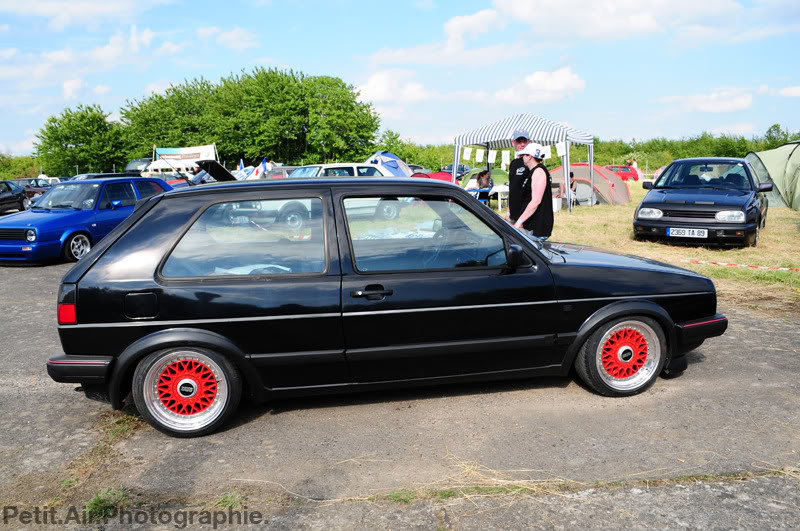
[453, 113, 593, 149]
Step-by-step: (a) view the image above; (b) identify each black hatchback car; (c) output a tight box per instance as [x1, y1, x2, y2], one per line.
[633, 158, 772, 247]
[48, 178, 728, 437]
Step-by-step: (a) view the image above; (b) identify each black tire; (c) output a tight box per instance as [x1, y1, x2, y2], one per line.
[132, 347, 242, 438]
[280, 207, 307, 230]
[574, 315, 667, 397]
[20, 197, 30, 211]
[375, 200, 399, 221]
[747, 223, 759, 247]
[62, 233, 92, 262]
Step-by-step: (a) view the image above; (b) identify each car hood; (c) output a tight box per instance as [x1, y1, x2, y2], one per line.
[543, 241, 698, 275]
[643, 188, 752, 208]
[0, 208, 91, 229]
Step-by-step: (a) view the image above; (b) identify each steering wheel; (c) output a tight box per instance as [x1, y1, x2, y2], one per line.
[423, 228, 482, 269]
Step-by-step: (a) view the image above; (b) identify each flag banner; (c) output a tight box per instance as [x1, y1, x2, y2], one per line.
[488, 150, 497, 163]
[462, 147, 472, 160]
[555, 141, 567, 157]
[154, 144, 217, 162]
[501, 150, 510, 165]
[475, 149, 484, 163]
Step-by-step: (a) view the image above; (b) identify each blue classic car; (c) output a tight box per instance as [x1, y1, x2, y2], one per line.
[0, 176, 171, 262]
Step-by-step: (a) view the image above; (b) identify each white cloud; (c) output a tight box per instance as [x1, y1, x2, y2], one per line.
[93, 84, 111, 95]
[130, 25, 155, 52]
[660, 89, 753, 112]
[443, 9, 503, 53]
[495, 67, 586, 104]
[359, 70, 431, 104]
[63, 78, 83, 100]
[711, 123, 756, 136]
[145, 80, 172, 95]
[155, 41, 185, 56]
[197, 26, 220, 39]
[778, 86, 800, 97]
[42, 48, 73, 63]
[758, 84, 770, 95]
[416, 0, 436, 10]
[372, 41, 522, 67]
[0, 1, 169, 31]
[216, 27, 258, 52]
[106, 111, 121, 123]
[255, 56, 275, 64]
[0, 47, 16, 58]
[89, 34, 126, 66]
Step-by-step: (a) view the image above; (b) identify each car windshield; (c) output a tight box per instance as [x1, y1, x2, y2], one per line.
[33, 182, 102, 210]
[289, 166, 321, 178]
[654, 161, 752, 190]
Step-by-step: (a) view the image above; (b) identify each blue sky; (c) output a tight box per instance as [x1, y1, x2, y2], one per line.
[1, 0, 799, 157]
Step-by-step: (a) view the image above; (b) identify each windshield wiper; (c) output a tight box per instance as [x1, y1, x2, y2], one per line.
[49, 204, 79, 209]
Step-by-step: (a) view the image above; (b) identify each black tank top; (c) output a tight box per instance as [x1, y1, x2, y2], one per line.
[509, 160, 553, 237]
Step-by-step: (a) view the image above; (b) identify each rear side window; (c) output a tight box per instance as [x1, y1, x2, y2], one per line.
[357, 166, 383, 176]
[323, 167, 354, 177]
[162, 198, 326, 278]
[0, 182, 9, 193]
[135, 180, 165, 199]
[98, 182, 137, 209]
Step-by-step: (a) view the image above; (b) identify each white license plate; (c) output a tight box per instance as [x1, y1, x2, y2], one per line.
[667, 227, 707, 238]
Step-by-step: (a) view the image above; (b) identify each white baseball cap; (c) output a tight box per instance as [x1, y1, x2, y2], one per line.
[516, 143, 546, 160]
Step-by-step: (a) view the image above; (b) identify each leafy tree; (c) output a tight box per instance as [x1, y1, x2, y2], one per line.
[34, 104, 126, 176]
[0, 154, 40, 180]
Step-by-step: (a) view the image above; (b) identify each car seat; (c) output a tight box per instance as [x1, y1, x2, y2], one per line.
[683, 174, 700, 186]
[725, 174, 746, 189]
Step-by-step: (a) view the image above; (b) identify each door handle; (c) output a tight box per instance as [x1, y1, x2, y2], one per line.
[351, 285, 393, 300]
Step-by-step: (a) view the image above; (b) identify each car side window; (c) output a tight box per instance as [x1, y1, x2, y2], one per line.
[162, 198, 326, 278]
[323, 167, 354, 177]
[135, 181, 165, 199]
[343, 196, 507, 272]
[357, 166, 382, 176]
[98, 182, 137, 209]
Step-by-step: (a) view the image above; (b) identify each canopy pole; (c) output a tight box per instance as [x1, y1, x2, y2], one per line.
[589, 144, 594, 207]
[451, 144, 459, 184]
[565, 140, 572, 214]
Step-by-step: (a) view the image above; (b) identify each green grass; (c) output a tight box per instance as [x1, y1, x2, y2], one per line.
[385, 489, 417, 504]
[215, 491, 245, 509]
[84, 488, 128, 522]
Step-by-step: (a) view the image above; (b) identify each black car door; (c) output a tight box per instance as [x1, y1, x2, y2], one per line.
[335, 187, 560, 383]
[0, 182, 12, 210]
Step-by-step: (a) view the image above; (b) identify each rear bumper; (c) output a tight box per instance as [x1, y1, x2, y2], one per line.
[675, 314, 728, 348]
[46, 354, 113, 383]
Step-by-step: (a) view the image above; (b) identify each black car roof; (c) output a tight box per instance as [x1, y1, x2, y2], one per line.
[164, 177, 460, 198]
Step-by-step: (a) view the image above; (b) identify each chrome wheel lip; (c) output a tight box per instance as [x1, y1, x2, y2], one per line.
[70, 234, 91, 260]
[284, 212, 304, 229]
[142, 351, 228, 433]
[595, 320, 661, 392]
[22, 197, 30, 210]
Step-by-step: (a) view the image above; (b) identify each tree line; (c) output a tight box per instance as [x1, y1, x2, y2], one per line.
[2, 65, 798, 179]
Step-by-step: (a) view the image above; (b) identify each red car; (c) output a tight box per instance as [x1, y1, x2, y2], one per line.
[605, 165, 639, 181]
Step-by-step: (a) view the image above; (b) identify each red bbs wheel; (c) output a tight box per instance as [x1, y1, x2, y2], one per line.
[132, 348, 242, 437]
[574, 316, 666, 397]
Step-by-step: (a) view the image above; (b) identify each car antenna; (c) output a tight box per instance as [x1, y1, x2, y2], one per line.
[153, 152, 194, 187]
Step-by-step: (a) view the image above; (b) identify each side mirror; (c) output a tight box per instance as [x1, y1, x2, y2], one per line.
[757, 183, 773, 193]
[642, 182, 653, 190]
[507, 244, 523, 268]
[111, 200, 122, 209]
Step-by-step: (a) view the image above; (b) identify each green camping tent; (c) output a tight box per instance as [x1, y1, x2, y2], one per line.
[745, 142, 800, 210]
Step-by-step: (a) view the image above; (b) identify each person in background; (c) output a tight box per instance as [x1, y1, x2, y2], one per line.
[569, 171, 579, 207]
[476, 170, 494, 189]
[510, 143, 553, 239]
[507, 128, 532, 223]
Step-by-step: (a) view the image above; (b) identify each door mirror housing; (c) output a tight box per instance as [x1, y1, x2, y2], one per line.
[757, 183, 773, 193]
[507, 244, 524, 268]
[111, 200, 122, 209]
[642, 181, 653, 190]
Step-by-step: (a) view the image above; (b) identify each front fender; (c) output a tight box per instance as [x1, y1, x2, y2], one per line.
[561, 299, 677, 372]
[107, 328, 262, 409]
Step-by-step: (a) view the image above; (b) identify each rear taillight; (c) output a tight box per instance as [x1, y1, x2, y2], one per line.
[57, 284, 77, 325]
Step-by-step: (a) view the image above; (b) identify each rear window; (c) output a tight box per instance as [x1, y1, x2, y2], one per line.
[135, 181, 165, 199]
[162, 198, 326, 278]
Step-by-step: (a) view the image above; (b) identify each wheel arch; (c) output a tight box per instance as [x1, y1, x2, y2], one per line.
[59, 228, 94, 247]
[562, 299, 676, 372]
[107, 328, 262, 409]
[278, 200, 309, 217]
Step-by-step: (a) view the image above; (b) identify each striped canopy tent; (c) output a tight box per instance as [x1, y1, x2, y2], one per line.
[452, 113, 595, 212]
